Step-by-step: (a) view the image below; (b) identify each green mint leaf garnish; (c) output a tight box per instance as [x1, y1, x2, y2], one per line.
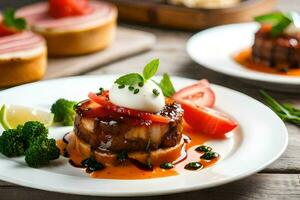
[3, 8, 27, 31]
[114, 59, 160, 89]
[114, 59, 176, 97]
[155, 73, 176, 97]
[143, 59, 159, 81]
[254, 12, 292, 37]
[115, 73, 144, 86]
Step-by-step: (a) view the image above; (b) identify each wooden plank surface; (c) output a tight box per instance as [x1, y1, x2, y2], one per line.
[0, 174, 299, 200]
[44, 27, 156, 79]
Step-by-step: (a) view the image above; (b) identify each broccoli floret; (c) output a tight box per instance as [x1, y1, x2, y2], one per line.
[22, 121, 48, 147]
[0, 126, 25, 157]
[25, 136, 60, 168]
[51, 98, 77, 126]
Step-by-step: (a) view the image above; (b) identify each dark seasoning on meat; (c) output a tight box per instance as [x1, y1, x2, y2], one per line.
[74, 99, 183, 153]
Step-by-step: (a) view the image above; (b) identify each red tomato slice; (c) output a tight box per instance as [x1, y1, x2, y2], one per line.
[181, 102, 237, 137]
[81, 105, 110, 118]
[173, 79, 215, 108]
[88, 92, 170, 124]
[0, 23, 16, 37]
[48, 0, 92, 18]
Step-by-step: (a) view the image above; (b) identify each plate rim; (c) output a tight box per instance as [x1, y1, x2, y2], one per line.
[0, 75, 289, 197]
[186, 22, 300, 85]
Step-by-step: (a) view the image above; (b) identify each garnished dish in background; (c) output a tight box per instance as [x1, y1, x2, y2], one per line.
[0, 9, 47, 88]
[234, 12, 300, 76]
[17, 0, 117, 56]
[57, 59, 237, 179]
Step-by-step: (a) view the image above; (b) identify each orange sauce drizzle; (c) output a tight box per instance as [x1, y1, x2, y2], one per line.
[234, 48, 300, 76]
[57, 122, 220, 180]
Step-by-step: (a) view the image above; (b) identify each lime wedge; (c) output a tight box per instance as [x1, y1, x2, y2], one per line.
[0, 105, 54, 130]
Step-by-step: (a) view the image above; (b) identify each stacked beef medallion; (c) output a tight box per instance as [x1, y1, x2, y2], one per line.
[17, 0, 117, 56]
[252, 25, 300, 69]
[74, 99, 184, 167]
[0, 16, 47, 87]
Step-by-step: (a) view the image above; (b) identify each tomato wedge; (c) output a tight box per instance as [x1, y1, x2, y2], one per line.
[173, 79, 215, 108]
[0, 23, 16, 37]
[88, 92, 170, 124]
[48, 0, 92, 18]
[81, 105, 110, 118]
[181, 101, 237, 137]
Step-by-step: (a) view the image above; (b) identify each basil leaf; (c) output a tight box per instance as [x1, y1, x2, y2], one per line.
[271, 15, 292, 37]
[3, 8, 27, 31]
[14, 18, 27, 30]
[3, 8, 15, 27]
[254, 12, 292, 37]
[143, 59, 159, 81]
[115, 73, 144, 86]
[156, 73, 176, 97]
[254, 12, 285, 24]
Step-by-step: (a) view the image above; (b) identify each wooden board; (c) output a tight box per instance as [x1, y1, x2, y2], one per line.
[44, 27, 156, 79]
[104, 0, 276, 30]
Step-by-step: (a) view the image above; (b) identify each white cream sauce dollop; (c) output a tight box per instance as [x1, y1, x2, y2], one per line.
[109, 81, 165, 113]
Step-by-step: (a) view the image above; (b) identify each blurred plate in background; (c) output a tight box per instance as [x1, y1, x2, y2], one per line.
[104, 0, 276, 30]
[187, 23, 300, 93]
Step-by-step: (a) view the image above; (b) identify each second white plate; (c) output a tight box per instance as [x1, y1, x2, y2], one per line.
[187, 23, 300, 92]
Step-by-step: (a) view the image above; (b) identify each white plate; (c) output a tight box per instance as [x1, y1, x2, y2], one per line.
[187, 23, 300, 92]
[0, 75, 288, 197]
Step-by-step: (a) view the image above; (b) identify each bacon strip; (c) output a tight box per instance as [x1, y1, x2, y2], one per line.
[0, 31, 45, 54]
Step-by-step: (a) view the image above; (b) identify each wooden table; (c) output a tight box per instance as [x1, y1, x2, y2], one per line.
[1, 0, 300, 199]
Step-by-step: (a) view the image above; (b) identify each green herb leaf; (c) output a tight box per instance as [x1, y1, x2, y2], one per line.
[143, 59, 159, 81]
[115, 73, 144, 86]
[260, 90, 300, 124]
[155, 73, 176, 97]
[254, 12, 285, 24]
[254, 12, 292, 37]
[271, 15, 292, 37]
[3, 9, 15, 27]
[13, 18, 27, 30]
[3, 8, 27, 31]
